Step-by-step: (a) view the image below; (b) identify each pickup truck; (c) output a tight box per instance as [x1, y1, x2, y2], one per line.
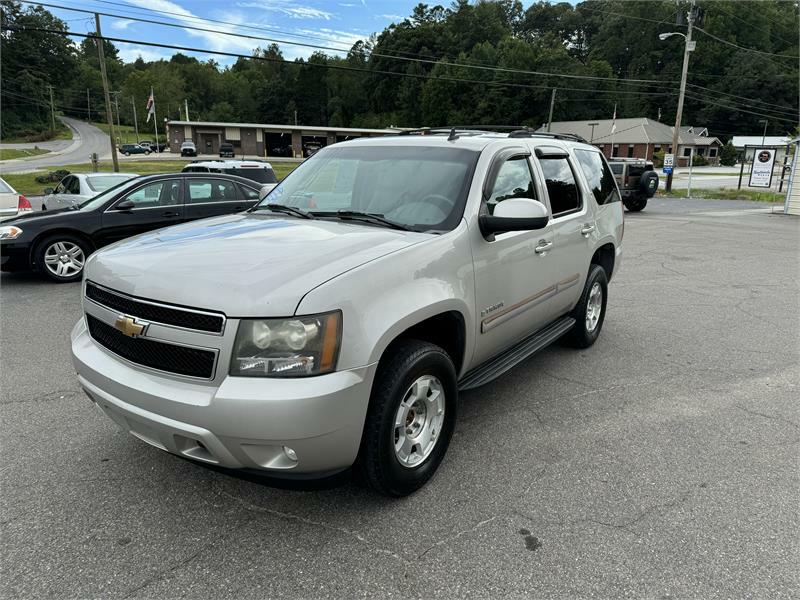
[71, 128, 624, 496]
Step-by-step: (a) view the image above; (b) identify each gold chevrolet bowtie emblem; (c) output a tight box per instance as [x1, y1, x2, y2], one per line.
[114, 315, 147, 338]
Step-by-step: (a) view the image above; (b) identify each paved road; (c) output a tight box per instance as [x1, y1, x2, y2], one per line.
[0, 118, 112, 174]
[1, 198, 798, 598]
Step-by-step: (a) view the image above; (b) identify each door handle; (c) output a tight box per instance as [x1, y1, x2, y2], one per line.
[580, 224, 595, 236]
[535, 240, 553, 254]
[162, 211, 180, 218]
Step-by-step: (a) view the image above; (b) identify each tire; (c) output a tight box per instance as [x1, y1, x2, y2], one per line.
[638, 170, 659, 198]
[124, 151, 131, 157]
[35, 234, 91, 283]
[145, 150, 151, 155]
[357, 340, 458, 496]
[564, 264, 608, 348]
[624, 196, 648, 212]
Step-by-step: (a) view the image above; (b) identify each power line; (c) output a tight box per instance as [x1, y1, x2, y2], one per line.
[693, 25, 799, 60]
[710, 3, 795, 48]
[26, 1, 672, 89]
[685, 83, 798, 117]
[682, 91, 798, 124]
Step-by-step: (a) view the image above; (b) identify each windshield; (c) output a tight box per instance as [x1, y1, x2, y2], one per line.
[78, 178, 140, 211]
[87, 174, 133, 193]
[257, 145, 478, 232]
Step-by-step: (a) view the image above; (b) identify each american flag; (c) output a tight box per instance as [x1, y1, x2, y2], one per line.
[145, 88, 155, 122]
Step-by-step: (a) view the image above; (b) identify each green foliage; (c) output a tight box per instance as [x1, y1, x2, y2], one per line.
[719, 142, 738, 166]
[652, 151, 664, 167]
[692, 154, 708, 166]
[1, 0, 797, 140]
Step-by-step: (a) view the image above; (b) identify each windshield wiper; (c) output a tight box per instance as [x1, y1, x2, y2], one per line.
[251, 203, 313, 219]
[318, 210, 411, 231]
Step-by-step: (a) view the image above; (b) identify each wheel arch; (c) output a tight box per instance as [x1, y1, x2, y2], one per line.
[31, 229, 96, 269]
[591, 242, 616, 282]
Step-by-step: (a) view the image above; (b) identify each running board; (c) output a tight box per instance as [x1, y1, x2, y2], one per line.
[458, 316, 575, 391]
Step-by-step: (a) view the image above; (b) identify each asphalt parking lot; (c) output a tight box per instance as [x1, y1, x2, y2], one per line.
[1, 198, 798, 599]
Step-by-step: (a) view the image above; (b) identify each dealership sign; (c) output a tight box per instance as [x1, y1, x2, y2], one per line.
[748, 148, 776, 188]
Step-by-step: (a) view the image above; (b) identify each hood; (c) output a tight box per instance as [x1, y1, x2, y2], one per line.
[7, 206, 82, 224]
[86, 212, 430, 316]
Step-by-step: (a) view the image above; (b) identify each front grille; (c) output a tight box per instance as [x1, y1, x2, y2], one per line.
[87, 315, 216, 379]
[86, 282, 224, 334]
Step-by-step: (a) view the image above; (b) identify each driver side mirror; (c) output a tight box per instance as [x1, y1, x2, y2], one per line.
[479, 198, 549, 239]
[115, 199, 135, 211]
[44, 188, 54, 195]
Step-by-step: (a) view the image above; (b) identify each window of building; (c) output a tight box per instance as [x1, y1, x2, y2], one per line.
[612, 144, 619, 157]
[574, 149, 620, 206]
[627, 145, 635, 158]
[709, 147, 717, 157]
[485, 156, 536, 215]
[683, 147, 692, 157]
[539, 157, 582, 216]
[697, 147, 706, 156]
[654, 145, 662, 154]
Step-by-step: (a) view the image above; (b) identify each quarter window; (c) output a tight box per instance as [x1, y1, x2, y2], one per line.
[122, 180, 181, 208]
[187, 179, 238, 203]
[539, 157, 581, 216]
[66, 176, 81, 194]
[574, 150, 620, 205]
[486, 156, 536, 215]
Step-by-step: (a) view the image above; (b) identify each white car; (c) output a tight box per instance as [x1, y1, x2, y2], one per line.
[0, 177, 32, 221]
[182, 160, 278, 196]
[42, 173, 139, 211]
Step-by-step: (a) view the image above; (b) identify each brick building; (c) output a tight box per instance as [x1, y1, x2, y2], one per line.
[539, 118, 722, 166]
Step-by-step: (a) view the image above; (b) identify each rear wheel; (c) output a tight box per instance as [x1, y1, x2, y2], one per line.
[564, 264, 608, 348]
[35, 234, 91, 283]
[124, 151, 131, 157]
[358, 340, 458, 496]
[624, 196, 648, 212]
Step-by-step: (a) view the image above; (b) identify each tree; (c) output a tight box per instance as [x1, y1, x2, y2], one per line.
[719, 141, 737, 166]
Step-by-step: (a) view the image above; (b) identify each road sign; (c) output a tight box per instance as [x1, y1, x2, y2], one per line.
[663, 166, 673, 175]
[663, 153, 675, 168]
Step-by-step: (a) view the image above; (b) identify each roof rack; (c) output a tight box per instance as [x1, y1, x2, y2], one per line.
[394, 125, 587, 143]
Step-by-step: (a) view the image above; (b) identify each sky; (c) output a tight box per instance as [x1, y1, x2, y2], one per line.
[46, 0, 459, 64]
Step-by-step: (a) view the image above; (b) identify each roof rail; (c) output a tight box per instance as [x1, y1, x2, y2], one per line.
[394, 125, 587, 142]
[508, 128, 587, 142]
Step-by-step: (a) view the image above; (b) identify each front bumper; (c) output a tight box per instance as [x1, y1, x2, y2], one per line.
[0, 241, 32, 272]
[71, 317, 377, 475]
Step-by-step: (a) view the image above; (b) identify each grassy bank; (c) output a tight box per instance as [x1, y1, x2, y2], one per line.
[0, 124, 72, 144]
[0, 148, 50, 161]
[92, 122, 153, 145]
[2, 160, 299, 196]
[659, 188, 784, 203]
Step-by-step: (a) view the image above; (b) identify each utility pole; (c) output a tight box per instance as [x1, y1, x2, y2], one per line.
[759, 119, 768, 146]
[111, 91, 121, 144]
[131, 96, 140, 143]
[588, 122, 599, 143]
[184, 98, 190, 121]
[47, 85, 56, 131]
[546, 88, 557, 132]
[86, 88, 91, 122]
[95, 13, 119, 172]
[665, 0, 695, 192]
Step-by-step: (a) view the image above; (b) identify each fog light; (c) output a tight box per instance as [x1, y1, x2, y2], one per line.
[283, 446, 298, 462]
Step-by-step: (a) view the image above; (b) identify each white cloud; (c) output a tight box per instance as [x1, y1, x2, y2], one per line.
[236, 1, 334, 20]
[110, 19, 134, 31]
[376, 14, 404, 21]
[116, 43, 174, 63]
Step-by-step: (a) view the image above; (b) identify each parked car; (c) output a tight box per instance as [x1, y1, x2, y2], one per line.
[303, 142, 322, 157]
[219, 142, 235, 158]
[0, 177, 32, 221]
[69, 129, 623, 496]
[607, 158, 658, 211]
[270, 145, 293, 157]
[0, 173, 261, 282]
[119, 144, 150, 156]
[138, 141, 167, 152]
[42, 173, 139, 211]
[180, 141, 197, 157]
[182, 160, 278, 195]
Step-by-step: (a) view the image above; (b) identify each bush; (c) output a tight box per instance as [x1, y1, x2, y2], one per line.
[652, 150, 664, 167]
[34, 169, 70, 184]
[719, 141, 737, 166]
[692, 154, 708, 167]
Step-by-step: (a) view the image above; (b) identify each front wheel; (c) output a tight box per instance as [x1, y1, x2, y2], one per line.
[357, 340, 458, 496]
[564, 264, 608, 348]
[36, 235, 91, 283]
[124, 151, 131, 157]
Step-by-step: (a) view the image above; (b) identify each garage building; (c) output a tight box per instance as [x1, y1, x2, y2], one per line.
[166, 121, 398, 158]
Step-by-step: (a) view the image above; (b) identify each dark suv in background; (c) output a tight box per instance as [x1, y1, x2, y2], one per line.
[608, 158, 658, 212]
[219, 142, 235, 158]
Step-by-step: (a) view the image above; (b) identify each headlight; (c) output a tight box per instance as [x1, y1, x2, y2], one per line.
[0, 225, 23, 240]
[230, 311, 342, 377]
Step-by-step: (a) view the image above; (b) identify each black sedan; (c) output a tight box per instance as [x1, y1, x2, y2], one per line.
[0, 173, 262, 283]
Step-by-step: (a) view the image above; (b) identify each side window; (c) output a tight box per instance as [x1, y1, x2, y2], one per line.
[66, 177, 81, 194]
[539, 157, 581, 216]
[55, 179, 67, 194]
[486, 156, 536, 215]
[187, 179, 239, 203]
[239, 185, 260, 201]
[574, 149, 620, 205]
[122, 180, 181, 208]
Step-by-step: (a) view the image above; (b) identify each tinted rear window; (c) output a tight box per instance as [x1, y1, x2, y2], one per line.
[225, 167, 278, 184]
[574, 149, 620, 205]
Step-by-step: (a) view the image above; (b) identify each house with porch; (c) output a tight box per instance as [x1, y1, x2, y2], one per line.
[539, 118, 723, 166]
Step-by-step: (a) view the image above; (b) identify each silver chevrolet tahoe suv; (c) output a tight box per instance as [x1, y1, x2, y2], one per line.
[71, 129, 624, 496]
